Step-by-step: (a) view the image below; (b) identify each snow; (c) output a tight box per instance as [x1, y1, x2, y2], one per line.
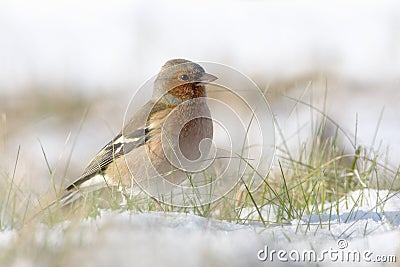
[0, 230, 16, 248]
[0, 0, 399, 265]
[1, 189, 400, 266]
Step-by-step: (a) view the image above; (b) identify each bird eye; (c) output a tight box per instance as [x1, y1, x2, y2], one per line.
[180, 74, 190, 81]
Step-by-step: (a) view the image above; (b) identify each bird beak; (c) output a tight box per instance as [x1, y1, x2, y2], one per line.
[199, 73, 218, 83]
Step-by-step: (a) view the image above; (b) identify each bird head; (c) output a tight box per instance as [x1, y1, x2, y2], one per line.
[153, 59, 217, 103]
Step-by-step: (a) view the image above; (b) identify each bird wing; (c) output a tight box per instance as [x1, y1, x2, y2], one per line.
[65, 100, 167, 191]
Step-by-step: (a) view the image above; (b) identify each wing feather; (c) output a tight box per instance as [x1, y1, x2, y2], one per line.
[65, 101, 166, 191]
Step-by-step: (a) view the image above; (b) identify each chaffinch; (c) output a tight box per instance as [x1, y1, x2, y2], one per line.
[59, 59, 217, 206]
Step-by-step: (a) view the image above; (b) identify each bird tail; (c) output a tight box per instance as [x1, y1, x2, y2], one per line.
[55, 189, 83, 207]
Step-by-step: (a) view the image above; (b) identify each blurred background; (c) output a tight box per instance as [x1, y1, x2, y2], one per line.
[0, 0, 399, 196]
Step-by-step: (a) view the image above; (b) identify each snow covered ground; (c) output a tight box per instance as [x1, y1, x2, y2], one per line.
[0, 0, 399, 266]
[1, 189, 399, 266]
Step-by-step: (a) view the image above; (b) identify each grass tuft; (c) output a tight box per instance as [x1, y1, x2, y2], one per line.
[0, 89, 398, 240]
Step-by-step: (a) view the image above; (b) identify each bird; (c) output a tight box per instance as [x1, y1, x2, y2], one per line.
[54, 59, 217, 208]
